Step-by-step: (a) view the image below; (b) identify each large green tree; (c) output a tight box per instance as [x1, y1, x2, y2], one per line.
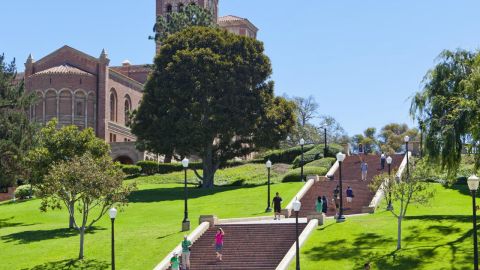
[26, 119, 110, 228]
[411, 49, 479, 176]
[379, 123, 418, 154]
[132, 27, 296, 188]
[0, 54, 36, 188]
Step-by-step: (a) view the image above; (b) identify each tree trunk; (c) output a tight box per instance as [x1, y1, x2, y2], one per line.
[78, 227, 85, 259]
[202, 145, 215, 188]
[397, 215, 402, 250]
[69, 202, 75, 229]
[164, 153, 173, 163]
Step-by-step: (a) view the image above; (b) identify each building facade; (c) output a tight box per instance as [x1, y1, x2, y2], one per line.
[22, 0, 257, 164]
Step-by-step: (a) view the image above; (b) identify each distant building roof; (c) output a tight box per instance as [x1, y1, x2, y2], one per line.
[30, 64, 94, 77]
[218, 15, 259, 32]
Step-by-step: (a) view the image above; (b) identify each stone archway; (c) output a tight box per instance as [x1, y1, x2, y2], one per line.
[114, 156, 134, 165]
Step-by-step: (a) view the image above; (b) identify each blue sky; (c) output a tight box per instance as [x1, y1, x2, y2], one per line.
[2, 1, 479, 135]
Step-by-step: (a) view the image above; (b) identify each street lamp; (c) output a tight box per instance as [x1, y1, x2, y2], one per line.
[109, 207, 118, 270]
[300, 138, 305, 182]
[266, 160, 272, 212]
[293, 198, 302, 270]
[323, 126, 328, 158]
[336, 152, 346, 223]
[386, 156, 393, 211]
[404, 136, 410, 182]
[182, 158, 190, 231]
[468, 175, 479, 270]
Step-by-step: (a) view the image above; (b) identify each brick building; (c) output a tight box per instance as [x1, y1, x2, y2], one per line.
[22, 0, 258, 165]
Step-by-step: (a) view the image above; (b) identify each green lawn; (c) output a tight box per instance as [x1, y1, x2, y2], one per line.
[290, 183, 477, 270]
[133, 163, 291, 186]
[0, 180, 302, 270]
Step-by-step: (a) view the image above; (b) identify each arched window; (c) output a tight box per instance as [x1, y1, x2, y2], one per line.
[166, 4, 173, 13]
[178, 3, 184, 12]
[110, 89, 117, 122]
[124, 95, 131, 126]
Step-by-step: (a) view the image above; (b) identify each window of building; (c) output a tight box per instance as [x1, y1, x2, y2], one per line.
[110, 89, 117, 122]
[124, 95, 131, 126]
[178, 3, 184, 11]
[76, 101, 84, 116]
[109, 133, 117, 143]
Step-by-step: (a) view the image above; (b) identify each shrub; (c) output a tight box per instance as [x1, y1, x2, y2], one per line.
[292, 144, 343, 168]
[263, 145, 316, 164]
[282, 167, 329, 182]
[136, 161, 159, 175]
[121, 165, 142, 176]
[15, 185, 36, 200]
[306, 157, 336, 169]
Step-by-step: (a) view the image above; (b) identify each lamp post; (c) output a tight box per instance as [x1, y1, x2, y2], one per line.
[266, 160, 272, 212]
[323, 126, 328, 157]
[386, 156, 393, 211]
[293, 198, 302, 270]
[468, 175, 479, 270]
[300, 138, 305, 182]
[336, 152, 346, 223]
[182, 158, 190, 231]
[109, 207, 118, 270]
[404, 136, 410, 182]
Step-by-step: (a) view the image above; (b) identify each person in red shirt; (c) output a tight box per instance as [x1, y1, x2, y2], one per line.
[214, 228, 225, 261]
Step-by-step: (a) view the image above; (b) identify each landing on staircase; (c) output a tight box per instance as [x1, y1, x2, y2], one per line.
[187, 222, 307, 270]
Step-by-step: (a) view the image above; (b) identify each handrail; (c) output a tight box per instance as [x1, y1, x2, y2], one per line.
[153, 222, 210, 270]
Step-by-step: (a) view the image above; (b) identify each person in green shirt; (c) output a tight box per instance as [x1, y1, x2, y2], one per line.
[170, 253, 180, 270]
[315, 196, 323, 214]
[181, 235, 192, 269]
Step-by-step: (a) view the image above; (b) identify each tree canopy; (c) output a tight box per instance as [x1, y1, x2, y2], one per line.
[411, 49, 480, 176]
[132, 27, 296, 188]
[152, 4, 215, 43]
[0, 54, 36, 188]
[379, 123, 418, 154]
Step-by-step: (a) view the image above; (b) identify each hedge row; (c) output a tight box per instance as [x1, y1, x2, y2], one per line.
[262, 145, 316, 164]
[121, 165, 142, 176]
[15, 184, 37, 200]
[282, 167, 329, 182]
[134, 160, 248, 176]
[305, 157, 336, 169]
[292, 144, 343, 168]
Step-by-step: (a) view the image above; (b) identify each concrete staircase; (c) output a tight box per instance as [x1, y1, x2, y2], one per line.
[298, 154, 404, 217]
[186, 222, 307, 270]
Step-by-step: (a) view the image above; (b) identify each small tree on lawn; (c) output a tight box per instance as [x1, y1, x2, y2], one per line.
[370, 159, 435, 250]
[40, 153, 136, 259]
[26, 119, 110, 228]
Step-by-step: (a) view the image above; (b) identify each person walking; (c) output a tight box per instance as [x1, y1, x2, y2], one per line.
[321, 195, 328, 214]
[215, 228, 225, 261]
[170, 253, 180, 270]
[333, 186, 340, 217]
[272, 192, 283, 220]
[380, 152, 386, 170]
[315, 196, 323, 214]
[361, 160, 368, 181]
[346, 186, 354, 204]
[181, 235, 192, 270]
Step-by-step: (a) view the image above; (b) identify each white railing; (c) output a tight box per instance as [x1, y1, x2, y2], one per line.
[275, 219, 319, 270]
[153, 222, 210, 270]
[367, 152, 410, 210]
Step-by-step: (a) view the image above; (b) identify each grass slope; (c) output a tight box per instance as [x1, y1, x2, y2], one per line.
[0, 180, 301, 270]
[290, 183, 477, 270]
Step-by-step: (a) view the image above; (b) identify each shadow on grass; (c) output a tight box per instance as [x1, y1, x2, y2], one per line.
[129, 184, 263, 203]
[0, 217, 38, 229]
[1, 226, 105, 244]
[21, 259, 109, 270]
[304, 215, 476, 269]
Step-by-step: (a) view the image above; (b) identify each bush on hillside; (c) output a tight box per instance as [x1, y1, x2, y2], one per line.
[282, 167, 329, 182]
[137, 161, 159, 175]
[305, 157, 336, 169]
[263, 145, 316, 164]
[15, 185, 37, 200]
[292, 144, 343, 168]
[122, 165, 142, 176]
